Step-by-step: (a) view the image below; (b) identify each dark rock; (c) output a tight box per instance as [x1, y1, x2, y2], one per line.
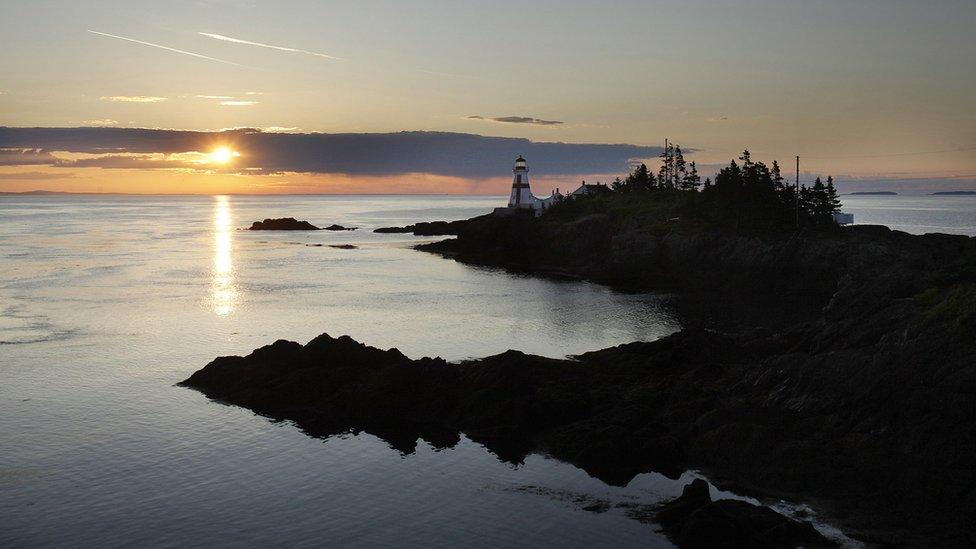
[324, 224, 357, 231]
[658, 479, 712, 531]
[184, 213, 976, 546]
[658, 479, 836, 548]
[248, 217, 320, 230]
[329, 244, 358, 249]
[374, 214, 491, 236]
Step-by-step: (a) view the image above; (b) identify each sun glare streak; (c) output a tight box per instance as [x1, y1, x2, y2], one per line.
[211, 195, 237, 316]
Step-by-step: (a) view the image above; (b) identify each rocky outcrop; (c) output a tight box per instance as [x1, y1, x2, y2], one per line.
[657, 479, 835, 548]
[181, 282, 975, 545]
[248, 217, 320, 230]
[324, 224, 357, 231]
[373, 214, 490, 236]
[188, 210, 976, 545]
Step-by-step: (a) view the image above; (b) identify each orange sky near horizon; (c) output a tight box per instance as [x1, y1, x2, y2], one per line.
[0, 165, 619, 196]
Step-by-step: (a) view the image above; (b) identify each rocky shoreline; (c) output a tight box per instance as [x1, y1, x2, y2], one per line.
[186, 210, 975, 546]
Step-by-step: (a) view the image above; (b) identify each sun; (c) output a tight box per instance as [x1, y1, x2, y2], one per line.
[209, 147, 238, 164]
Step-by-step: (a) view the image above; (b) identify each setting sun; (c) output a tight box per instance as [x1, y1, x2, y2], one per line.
[209, 147, 238, 164]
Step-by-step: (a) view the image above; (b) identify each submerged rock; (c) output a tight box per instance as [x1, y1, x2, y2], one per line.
[248, 218, 320, 230]
[658, 479, 835, 548]
[329, 244, 358, 249]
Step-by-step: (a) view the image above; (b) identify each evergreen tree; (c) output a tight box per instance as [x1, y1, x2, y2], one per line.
[627, 163, 653, 192]
[714, 159, 742, 189]
[739, 150, 753, 170]
[681, 160, 701, 191]
[611, 176, 626, 192]
[805, 177, 834, 224]
[674, 146, 687, 186]
[825, 176, 841, 215]
[703, 177, 712, 190]
[771, 160, 785, 191]
[799, 184, 814, 220]
[657, 143, 675, 189]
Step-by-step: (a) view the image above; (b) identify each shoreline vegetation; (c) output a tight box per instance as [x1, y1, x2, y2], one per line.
[186, 151, 976, 546]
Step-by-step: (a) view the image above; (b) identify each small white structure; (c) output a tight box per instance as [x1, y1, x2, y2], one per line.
[569, 181, 609, 198]
[503, 156, 562, 216]
[833, 212, 855, 225]
[496, 156, 611, 216]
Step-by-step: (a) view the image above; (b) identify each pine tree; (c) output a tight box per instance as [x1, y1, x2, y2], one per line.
[657, 143, 675, 189]
[681, 161, 701, 191]
[799, 184, 814, 220]
[611, 176, 626, 192]
[771, 160, 785, 191]
[739, 150, 753, 170]
[714, 160, 742, 189]
[703, 177, 712, 190]
[674, 146, 687, 186]
[810, 177, 829, 223]
[825, 176, 841, 216]
[627, 163, 652, 192]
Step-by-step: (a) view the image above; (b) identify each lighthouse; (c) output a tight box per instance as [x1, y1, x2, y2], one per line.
[508, 155, 535, 209]
[494, 155, 564, 217]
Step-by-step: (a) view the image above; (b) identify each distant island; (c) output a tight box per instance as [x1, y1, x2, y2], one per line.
[847, 191, 898, 195]
[932, 190, 976, 195]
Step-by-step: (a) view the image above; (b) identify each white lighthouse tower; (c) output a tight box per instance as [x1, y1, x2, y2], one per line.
[508, 155, 536, 209]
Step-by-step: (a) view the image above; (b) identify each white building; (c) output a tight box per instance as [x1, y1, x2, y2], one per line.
[496, 156, 610, 216]
[504, 155, 562, 216]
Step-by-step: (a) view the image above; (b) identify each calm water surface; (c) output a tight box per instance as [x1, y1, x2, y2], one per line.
[841, 194, 976, 236]
[6, 193, 958, 547]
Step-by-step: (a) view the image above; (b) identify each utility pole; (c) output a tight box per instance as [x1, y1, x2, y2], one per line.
[664, 138, 669, 188]
[795, 155, 800, 228]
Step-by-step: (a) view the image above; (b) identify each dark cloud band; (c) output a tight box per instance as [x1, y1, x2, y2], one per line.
[0, 127, 658, 177]
[467, 115, 563, 126]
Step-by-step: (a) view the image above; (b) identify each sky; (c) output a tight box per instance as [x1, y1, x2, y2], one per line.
[1, 0, 974, 194]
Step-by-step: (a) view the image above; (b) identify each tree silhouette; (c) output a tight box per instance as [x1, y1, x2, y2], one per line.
[681, 161, 701, 191]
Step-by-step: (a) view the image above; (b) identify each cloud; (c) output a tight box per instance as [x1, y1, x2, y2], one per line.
[194, 95, 235, 100]
[87, 30, 242, 67]
[100, 96, 168, 103]
[0, 171, 76, 180]
[0, 148, 59, 166]
[198, 32, 340, 60]
[52, 154, 197, 170]
[468, 115, 564, 126]
[219, 100, 259, 106]
[0, 127, 659, 178]
[84, 119, 119, 125]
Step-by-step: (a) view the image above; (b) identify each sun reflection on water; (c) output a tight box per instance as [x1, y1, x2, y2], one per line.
[211, 195, 237, 316]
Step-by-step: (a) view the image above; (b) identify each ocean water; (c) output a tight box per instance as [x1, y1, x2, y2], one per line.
[840, 194, 976, 236]
[6, 193, 963, 547]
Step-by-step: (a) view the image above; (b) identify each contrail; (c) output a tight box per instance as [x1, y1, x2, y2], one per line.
[198, 32, 341, 60]
[87, 30, 243, 66]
